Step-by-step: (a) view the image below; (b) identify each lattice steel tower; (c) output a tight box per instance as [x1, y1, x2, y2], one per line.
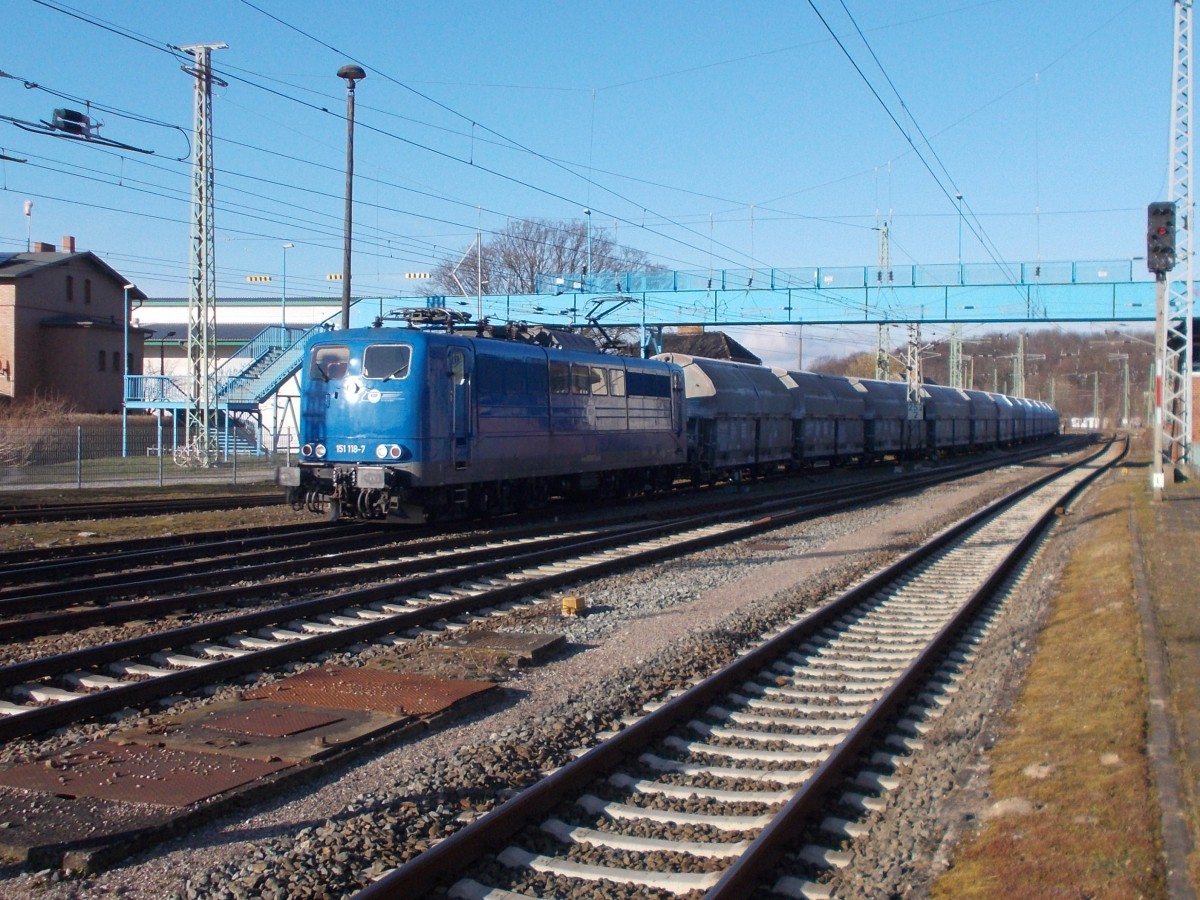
[1161, 2, 1195, 485]
[180, 43, 226, 467]
[948, 325, 963, 389]
[874, 222, 893, 381]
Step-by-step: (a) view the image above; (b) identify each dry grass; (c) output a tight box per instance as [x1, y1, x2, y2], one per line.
[1134, 479, 1200, 888]
[932, 470, 1164, 898]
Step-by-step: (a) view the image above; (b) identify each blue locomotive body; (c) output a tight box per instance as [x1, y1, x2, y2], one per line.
[280, 317, 1060, 523]
[279, 325, 686, 521]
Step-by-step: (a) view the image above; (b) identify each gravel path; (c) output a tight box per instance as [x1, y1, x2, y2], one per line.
[0, 461, 1065, 899]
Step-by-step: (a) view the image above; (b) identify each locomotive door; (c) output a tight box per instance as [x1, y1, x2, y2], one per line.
[450, 349, 471, 469]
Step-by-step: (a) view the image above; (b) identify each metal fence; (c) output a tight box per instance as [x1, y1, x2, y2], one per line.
[0, 423, 283, 490]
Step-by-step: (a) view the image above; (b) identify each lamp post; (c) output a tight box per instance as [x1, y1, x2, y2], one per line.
[955, 193, 963, 274]
[338, 64, 366, 331]
[583, 207, 591, 292]
[160, 331, 177, 375]
[121, 283, 135, 457]
[282, 242, 294, 329]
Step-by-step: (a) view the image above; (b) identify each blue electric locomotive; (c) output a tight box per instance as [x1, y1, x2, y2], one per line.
[278, 318, 686, 521]
[280, 309, 1060, 523]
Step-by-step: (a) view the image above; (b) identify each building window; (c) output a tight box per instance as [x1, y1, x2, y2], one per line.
[66, 275, 74, 302]
[98, 350, 106, 371]
[84, 279, 92, 304]
[112, 351, 119, 372]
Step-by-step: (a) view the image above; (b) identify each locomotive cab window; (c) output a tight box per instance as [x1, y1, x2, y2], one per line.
[609, 368, 626, 397]
[590, 367, 609, 396]
[570, 363, 592, 395]
[550, 361, 570, 394]
[450, 350, 467, 385]
[363, 344, 411, 380]
[310, 345, 350, 381]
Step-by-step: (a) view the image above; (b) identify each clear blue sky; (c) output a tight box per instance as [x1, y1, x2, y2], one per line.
[0, 0, 1167, 363]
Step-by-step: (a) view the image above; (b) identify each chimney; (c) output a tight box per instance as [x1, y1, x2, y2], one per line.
[32, 241, 56, 253]
[678, 325, 706, 335]
[61, 235, 77, 253]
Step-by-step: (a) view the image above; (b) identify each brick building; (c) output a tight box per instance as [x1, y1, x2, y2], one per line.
[0, 243, 147, 412]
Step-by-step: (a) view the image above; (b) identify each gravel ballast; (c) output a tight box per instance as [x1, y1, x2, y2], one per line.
[0, 460, 1080, 899]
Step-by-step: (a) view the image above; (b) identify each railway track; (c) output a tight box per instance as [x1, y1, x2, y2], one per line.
[0, 445, 1086, 744]
[0, 440, 1087, 628]
[0, 492, 283, 525]
[0, 520, 356, 577]
[351, 438, 1122, 899]
[0, 458, 989, 639]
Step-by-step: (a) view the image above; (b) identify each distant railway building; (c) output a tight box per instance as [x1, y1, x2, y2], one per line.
[0, 242, 148, 412]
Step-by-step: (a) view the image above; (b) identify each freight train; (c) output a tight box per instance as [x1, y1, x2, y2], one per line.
[277, 312, 1059, 522]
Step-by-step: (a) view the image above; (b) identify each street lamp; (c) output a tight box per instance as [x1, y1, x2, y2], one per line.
[583, 207, 592, 292]
[282, 242, 294, 329]
[160, 331, 176, 375]
[955, 193, 963, 271]
[338, 64, 366, 331]
[121, 283, 135, 457]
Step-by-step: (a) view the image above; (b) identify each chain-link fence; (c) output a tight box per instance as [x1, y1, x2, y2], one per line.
[0, 422, 284, 489]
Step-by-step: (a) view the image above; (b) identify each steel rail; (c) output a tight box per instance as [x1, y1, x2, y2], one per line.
[0, 493, 283, 525]
[0, 522, 352, 577]
[0, 526, 415, 605]
[706, 438, 1125, 897]
[0, 450, 1052, 743]
[0, 460, 965, 633]
[353, 438, 1118, 899]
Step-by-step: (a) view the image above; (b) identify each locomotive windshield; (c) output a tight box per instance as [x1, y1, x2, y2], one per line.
[363, 344, 412, 380]
[309, 345, 350, 381]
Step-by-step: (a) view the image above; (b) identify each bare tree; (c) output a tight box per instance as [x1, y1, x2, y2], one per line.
[811, 351, 877, 379]
[431, 218, 656, 298]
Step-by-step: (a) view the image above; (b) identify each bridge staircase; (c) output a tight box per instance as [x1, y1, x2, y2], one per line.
[126, 321, 330, 455]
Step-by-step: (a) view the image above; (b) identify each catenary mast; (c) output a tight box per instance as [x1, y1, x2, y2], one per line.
[180, 43, 226, 466]
[1163, 2, 1194, 485]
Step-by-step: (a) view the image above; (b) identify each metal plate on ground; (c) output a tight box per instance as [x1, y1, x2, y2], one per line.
[0, 787, 178, 869]
[243, 665, 497, 716]
[204, 705, 344, 738]
[119, 701, 386, 763]
[439, 630, 565, 664]
[0, 740, 291, 808]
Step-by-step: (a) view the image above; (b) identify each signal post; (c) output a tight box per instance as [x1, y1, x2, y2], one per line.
[1147, 202, 1175, 496]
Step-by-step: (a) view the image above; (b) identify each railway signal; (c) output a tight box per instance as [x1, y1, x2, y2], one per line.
[1147, 201, 1177, 275]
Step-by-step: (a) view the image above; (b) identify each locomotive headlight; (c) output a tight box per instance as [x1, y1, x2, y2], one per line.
[314, 443, 327, 459]
[375, 444, 388, 460]
[389, 444, 403, 459]
[302, 443, 314, 457]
